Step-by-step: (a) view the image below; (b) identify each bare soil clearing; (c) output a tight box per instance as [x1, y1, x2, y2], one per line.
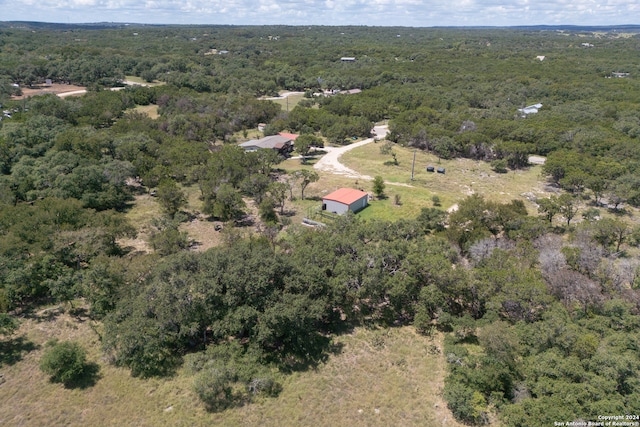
[313, 125, 389, 180]
[12, 83, 87, 99]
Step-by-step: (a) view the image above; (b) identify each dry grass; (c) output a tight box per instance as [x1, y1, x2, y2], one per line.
[341, 142, 554, 214]
[267, 92, 306, 112]
[124, 76, 166, 87]
[133, 105, 160, 119]
[118, 193, 161, 253]
[0, 311, 466, 427]
[11, 83, 87, 100]
[280, 142, 553, 224]
[180, 185, 228, 252]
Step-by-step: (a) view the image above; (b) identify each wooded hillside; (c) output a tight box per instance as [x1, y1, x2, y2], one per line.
[1, 24, 640, 425]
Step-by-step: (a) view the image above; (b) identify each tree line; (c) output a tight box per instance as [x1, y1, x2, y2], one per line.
[1, 24, 640, 423]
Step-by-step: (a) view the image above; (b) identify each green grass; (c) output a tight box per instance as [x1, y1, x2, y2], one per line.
[124, 75, 166, 87]
[341, 142, 552, 214]
[268, 92, 306, 112]
[280, 142, 552, 224]
[133, 104, 160, 119]
[1, 308, 465, 427]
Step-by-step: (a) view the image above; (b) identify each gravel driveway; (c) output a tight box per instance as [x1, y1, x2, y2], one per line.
[313, 125, 388, 180]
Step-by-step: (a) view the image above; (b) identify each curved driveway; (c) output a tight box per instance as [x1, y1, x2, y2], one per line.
[313, 125, 388, 180]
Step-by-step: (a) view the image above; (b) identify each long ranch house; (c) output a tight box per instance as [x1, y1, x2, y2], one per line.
[322, 188, 369, 215]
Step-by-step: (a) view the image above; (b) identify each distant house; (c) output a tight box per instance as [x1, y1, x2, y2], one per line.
[518, 103, 543, 116]
[322, 188, 369, 215]
[238, 135, 294, 155]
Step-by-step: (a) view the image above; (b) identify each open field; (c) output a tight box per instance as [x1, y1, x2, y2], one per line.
[133, 104, 160, 119]
[262, 91, 306, 112]
[123, 76, 165, 87]
[11, 83, 87, 99]
[10, 76, 163, 101]
[340, 142, 554, 214]
[0, 307, 463, 427]
[280, 140, 554, 223]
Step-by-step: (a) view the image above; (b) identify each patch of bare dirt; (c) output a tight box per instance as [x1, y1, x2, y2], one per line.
[313, 125, 388, 180]
[180, 215, 225, 252]
[12, 83, 87, 99]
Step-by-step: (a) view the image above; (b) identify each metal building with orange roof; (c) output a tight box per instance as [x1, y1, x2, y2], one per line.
[322, 188, 369, 215]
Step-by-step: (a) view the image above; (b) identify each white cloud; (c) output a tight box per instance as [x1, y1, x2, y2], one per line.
[1, 0, 639, 26]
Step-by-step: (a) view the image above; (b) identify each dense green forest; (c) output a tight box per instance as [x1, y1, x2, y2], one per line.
[2, 23, 640, 425]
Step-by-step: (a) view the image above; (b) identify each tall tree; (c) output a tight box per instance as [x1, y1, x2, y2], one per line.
[294, 170, 319, 200]
[156, 179, 187, 218]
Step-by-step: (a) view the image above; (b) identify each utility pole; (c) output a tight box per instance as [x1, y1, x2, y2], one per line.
[411, 149, 416, 181]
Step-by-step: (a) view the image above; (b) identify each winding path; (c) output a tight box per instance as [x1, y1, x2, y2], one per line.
[313, 125, 388, 180]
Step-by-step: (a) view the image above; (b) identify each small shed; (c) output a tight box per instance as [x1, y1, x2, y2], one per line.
[322, 188, 369, 215]
[426, 166, 435, 173]
[437, 167, 446, 174]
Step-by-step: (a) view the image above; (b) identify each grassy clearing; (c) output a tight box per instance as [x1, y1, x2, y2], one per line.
[119, 193, 161, 253]
[0, 311, 463, 427]
[133, 104, 160, 119]
[120, 185, 229, 253]
[180, 184, 228, 251]
[268, 92, 306, 112]
[281, 142, 552, 225]
[232, 128, 264, 144]
[341, 142, 553, 214]
[124, 76, 166, 87]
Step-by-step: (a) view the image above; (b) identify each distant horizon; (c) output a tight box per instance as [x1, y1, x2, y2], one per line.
[2, 20, 640, 30]
[1, 0, 639, 28]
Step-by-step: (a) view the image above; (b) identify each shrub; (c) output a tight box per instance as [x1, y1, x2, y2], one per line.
[373, 176, 385, 198]
[193, 367, 236, 411]
[491, 159, 508, 173]
[444, 382, 489, 425]
[40, 340, 88, 386]
[247, 376, 283, 397]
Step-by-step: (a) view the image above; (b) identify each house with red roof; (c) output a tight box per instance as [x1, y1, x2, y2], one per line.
[322, 188, 369, 215]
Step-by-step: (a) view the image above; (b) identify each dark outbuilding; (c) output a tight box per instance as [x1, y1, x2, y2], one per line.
[437, 167, 446, 174]
[426, 166, 435, 172]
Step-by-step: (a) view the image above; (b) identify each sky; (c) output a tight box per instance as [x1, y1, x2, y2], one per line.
[1, 0, 639, 27]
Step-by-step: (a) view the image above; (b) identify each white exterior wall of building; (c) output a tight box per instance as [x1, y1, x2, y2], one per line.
[348, 196, 368, 213]
[323, 195, 368, 215]
[323, 199, 349, 215]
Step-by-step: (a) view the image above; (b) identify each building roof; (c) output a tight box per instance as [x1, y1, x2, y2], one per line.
[278, 132, 299, 141]
[323, 188, 368, 205]
[239, 135, 292, 150]
[518, 103, 543, 115]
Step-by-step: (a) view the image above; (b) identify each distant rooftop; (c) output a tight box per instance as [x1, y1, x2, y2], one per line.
[239, 135, 292, 151]
[518, 103, 543, 115]
[323, 188, 368, 205]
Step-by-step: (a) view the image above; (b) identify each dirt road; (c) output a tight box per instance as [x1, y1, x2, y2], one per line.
[313, 125, 388, 180]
